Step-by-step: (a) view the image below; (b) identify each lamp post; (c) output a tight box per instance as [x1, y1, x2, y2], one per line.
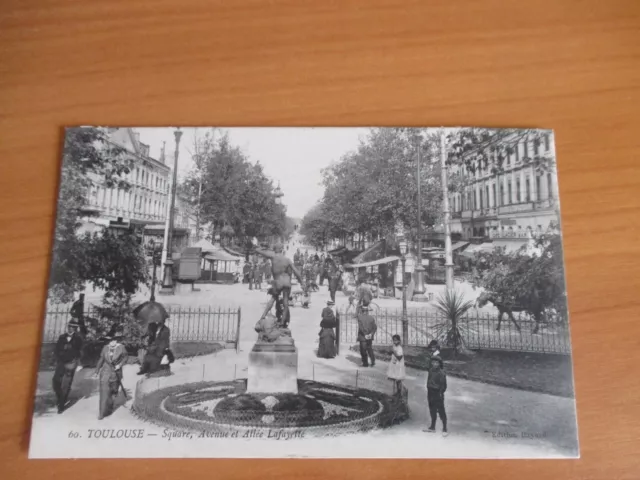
[440, 128, 454, 290]
[274, 182, 284, 243]
[413, 132, 427, 300]
[149, 239, 161, 301]
[399, 238, 409, 345]
[160, 128, 183, 295]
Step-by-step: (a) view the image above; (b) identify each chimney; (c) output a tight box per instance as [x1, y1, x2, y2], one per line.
[159, 141, 166, 164]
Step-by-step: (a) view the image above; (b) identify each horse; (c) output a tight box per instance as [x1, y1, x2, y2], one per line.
[476, 291, 547, 334]
[476, 291, 523, 332]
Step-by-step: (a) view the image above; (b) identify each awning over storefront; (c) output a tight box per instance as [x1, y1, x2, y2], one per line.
[328, 246, 348, 255]
[192, 239, 217, 254]
[492, 240, 526, 254]
[459, 243, 495, 258]
[351, 241, 384, 264]
[204, 249, 241, 262]
[345, 255, 400, 269]
[451, 241, 470, 251]
[222, 246, 244, 257]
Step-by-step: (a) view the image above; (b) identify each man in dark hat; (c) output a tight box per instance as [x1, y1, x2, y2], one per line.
[52, 320, 84, 413]
[356, 305, 377, 367]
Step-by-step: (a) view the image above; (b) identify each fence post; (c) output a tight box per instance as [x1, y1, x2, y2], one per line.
[235, 307, 242, 353]
[336, 310, 341, 356]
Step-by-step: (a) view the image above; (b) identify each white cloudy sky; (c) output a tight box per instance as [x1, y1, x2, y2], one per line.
[137, 127, 370, 218]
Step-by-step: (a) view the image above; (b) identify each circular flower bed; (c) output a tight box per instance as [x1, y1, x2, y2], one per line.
[135, 379, 407, 436]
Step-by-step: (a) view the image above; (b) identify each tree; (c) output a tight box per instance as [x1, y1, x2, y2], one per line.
[49, 127, 131, 302]
[305, 128, 443, 248]
[83, 228, 150, 350]
[182, 133, 288, 244]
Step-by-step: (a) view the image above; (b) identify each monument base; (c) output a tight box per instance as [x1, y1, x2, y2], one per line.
[247, 343, 298, 394]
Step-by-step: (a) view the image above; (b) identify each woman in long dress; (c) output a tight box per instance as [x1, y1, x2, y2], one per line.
[94, 329, 127, 420]
[317, 300, 338, 358]
[387, 334, 406, 396]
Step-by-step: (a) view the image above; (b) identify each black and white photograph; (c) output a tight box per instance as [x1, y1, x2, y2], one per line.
[29, 126, 578, 459]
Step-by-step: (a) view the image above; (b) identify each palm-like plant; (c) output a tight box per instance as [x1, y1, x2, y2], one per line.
[433, 288, 475, 355]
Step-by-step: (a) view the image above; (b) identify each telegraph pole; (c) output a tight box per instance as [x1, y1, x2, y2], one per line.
[441, 128, 454, 290]
[160, 128, 183, 295]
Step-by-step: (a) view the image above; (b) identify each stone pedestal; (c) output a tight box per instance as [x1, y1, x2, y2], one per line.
[247, 343, 298, 394]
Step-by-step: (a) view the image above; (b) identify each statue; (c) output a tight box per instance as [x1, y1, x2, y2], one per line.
[254, 313, 294, 345]
[252, 239, 305, 328]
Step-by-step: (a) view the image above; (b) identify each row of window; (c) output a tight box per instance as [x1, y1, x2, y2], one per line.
[94, 186, 167, 218]
[133, 165, 169, 193]
[453, 172, 555, 212]
[459, 134, 552, 179]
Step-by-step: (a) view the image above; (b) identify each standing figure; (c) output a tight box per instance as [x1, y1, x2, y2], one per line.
[248, 263, 256, 290]
[423, 356, 448, 436]
[356, 305, 377, 367]
[328, 263, 343, 303]
[318, 300, 338, 358]
[138, 316, 171, 375]
[70, 293, 88, 336]
[254, 241, 304, 328]
[52, 320, 83, 413]
[94, 329, 127, 420]
[355, 280, 373, 314]
[387, 334, 406, 396]
[242, 262, 251, 284]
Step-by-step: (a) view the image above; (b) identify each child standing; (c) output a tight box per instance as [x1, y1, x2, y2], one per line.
[387, 334, 406, 396]
[424, 356, 448, 436]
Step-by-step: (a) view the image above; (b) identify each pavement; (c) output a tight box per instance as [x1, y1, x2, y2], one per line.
[29, 235, 579, 458]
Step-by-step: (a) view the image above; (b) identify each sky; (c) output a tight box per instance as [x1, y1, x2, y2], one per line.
[137, 127, 370, 219]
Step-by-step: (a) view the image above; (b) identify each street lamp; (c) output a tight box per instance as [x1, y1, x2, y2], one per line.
[399, 238, 409, 345]
[273, 182, 284, 243]
[274, 182, 283, 206]
[149, 239, 161, 301]
[160, 128, 183, 295]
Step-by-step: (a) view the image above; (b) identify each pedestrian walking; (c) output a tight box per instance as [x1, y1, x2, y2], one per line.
[357, 305, 377, 367]
[52, 320, 83, 413]
[423, 356, 448, 436]
[318, 300, 338, 358]
[94, 328, 127, 420]
[387, 334, 406, 396]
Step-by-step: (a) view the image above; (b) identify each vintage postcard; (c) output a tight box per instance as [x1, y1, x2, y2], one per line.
[29, 127, 579, 458]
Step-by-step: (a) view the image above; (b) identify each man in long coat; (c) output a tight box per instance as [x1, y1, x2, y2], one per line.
[357, 306, 377, 367]
[52, 320, 83, 413]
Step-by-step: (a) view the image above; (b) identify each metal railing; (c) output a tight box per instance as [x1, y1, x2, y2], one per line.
[337, 308, 571, 355]
[41, 304, 241, 348]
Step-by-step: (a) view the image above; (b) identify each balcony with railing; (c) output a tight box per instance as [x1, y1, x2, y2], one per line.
[497, 197, 556, 215]
[488, 229, 532, 240]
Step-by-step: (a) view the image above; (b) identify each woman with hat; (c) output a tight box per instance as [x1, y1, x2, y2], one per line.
[94, 327, 127, 420]
[318, 300, 338, 358]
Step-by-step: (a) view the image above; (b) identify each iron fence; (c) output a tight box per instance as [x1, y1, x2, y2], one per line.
[337, 307, 571, 355]
[41, 303, 241, 348]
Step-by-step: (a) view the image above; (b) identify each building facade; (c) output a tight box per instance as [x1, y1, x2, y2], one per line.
[80, 128, 195, 249]
[449, 132, 559, 251]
